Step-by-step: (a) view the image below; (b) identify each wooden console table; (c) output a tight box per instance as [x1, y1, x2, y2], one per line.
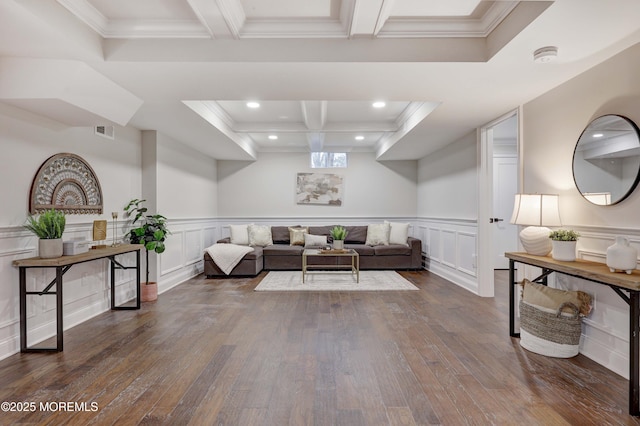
[506, 252, 640, 416]
[12, 244, 143, 352]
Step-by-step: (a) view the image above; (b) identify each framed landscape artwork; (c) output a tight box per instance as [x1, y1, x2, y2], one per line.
[296, 173, 343, 206]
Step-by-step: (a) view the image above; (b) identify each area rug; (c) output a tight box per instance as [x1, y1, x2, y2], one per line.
[254, 270, 419, 291]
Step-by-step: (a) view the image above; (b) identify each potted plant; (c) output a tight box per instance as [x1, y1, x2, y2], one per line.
[24, 209, 66, 259]
[124, 199, 170, 301]
[330, 225, 348, 250]
[549, 229, 579, 261]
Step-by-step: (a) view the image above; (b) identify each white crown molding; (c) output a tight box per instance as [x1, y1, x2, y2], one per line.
[57, 0, 108, 36]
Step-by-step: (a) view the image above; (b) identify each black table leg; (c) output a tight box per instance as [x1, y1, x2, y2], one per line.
[630, 291, 640, 415]
[135, 249, 141, 309]
[19, 267, 26, 352]
[56, 266, 63, 351]
[509, 259, 519, 337]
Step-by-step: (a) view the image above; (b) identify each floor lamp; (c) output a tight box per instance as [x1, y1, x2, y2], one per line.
[510, 194, 561, 256]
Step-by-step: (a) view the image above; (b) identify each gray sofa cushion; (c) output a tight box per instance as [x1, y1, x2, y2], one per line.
[271, 226, 294, 244]
[263, 244, 304, 256]
[374, 244, 412, 256]
[345, 244, 375, 256]
[345, 226, 367, 244]
[308, 225, 337, 242]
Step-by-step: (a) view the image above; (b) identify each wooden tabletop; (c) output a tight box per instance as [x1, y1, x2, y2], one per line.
[12, 244, 144, 267]
[506, 251, 640, 291]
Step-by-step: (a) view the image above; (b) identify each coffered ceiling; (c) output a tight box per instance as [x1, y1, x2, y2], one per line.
[2, 0, 640, 160]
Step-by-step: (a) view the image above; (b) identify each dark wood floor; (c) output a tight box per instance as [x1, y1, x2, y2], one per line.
[1, 270, 639, 425]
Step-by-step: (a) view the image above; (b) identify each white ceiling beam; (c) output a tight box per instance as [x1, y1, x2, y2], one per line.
[301, 101, 327, 130]
[233, 122, 399, 133]
[349, 0, 384, 37]
[376, 101, 440, 159]
[214, 0, 246, 39]
[183, 100, 257, 159]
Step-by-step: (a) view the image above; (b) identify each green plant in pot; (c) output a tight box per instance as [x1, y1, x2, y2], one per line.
[330, 225, 348, 250]
[124, 199, 170, 301]
[24, 209, 66, 259]
[549, 229, 579, 262]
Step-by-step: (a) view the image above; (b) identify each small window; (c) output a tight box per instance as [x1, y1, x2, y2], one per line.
[310, 152, 347, 168]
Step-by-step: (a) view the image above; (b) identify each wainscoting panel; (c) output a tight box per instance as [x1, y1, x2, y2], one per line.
[0, 218, 216, 361]
[417, 218, 478, 294]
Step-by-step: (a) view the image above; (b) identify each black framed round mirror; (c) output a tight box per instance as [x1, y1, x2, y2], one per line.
[573, 114, 640, 205]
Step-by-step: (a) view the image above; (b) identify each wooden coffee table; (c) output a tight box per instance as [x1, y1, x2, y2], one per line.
[302, 248, 360, 283]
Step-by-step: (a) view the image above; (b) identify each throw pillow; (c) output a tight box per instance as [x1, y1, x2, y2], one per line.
[229, 224, 252, 245]
[304, 233, 327, 248]
[365, 223, 390, 246]
[248, 224, 273, 247]
[385, 221, 410, 246]
[289, 227, 308, 246]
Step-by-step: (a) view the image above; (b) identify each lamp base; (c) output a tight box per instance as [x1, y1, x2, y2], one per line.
[520, 226, 552, 256]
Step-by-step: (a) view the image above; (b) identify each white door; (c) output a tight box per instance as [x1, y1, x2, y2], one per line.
[492, 156, 519, 269]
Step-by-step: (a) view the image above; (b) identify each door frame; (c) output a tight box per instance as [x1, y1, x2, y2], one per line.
[477, 107, 522, 297]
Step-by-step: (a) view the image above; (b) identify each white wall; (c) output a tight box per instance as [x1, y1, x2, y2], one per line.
[0, 103, 142, 359]
[416, 131, 479, 292]
[522, 42, 640, 378]
[217, 152, 417, 219]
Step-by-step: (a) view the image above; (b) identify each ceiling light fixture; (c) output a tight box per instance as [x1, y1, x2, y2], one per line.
[268, 135, 278, 140]
[246, 101, 260, 108]
[593, 133, 604, 138]
[372, 101, 386, 108]
[533, 46, 558, 63]
[355, 135, 365, 141]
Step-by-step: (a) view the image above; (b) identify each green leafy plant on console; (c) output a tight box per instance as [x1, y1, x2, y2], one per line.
[549, 229, 580, 241]
[24, 209, 66, 239]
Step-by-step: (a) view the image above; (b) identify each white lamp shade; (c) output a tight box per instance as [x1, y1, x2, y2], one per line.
[510, 194, 561, 226]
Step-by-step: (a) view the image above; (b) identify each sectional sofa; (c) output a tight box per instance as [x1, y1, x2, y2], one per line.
[204, 224, 422, 278]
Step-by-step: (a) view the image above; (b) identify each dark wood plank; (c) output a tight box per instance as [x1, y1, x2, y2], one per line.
[0, 269, 639, 425]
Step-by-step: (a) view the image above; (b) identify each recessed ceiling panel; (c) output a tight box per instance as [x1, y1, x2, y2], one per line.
[240, 0, 337, 18]
[390, 0, 483, 16]
[88, 0, 197, 20]
[218, 100, 304, 123]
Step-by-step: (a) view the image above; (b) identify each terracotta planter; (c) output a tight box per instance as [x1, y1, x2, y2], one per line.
[141, 282, 158, 302]
[39, 238, 63, 259]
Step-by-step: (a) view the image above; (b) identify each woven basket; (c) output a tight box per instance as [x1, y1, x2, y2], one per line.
[519, 300, 582, 358]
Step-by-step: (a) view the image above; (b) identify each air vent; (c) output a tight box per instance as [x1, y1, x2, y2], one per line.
[95, 125, 114, 140]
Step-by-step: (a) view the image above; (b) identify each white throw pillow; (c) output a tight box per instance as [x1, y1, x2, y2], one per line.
[229, 224, 251, 245]
[365, 223, 390, 246]
[385, 221, 410, 246]
[304, 233, 327, 248]
[248, 224, 273, 247]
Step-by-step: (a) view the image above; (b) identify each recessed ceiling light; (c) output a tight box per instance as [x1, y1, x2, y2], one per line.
[372, 101, 386, 108]
[268, 135, 278, 140]
[593, 133, 604, 138]
[533, 46, 558, 63]
[355, 135, 365, 141]
[246, 101, 260, 108]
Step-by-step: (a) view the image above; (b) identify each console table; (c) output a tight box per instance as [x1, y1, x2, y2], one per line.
[506, 252, 640, 416]
[12, 244, 143, 353]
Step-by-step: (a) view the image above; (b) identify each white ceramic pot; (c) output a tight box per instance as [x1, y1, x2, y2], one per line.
[551, 240, 576, 262]
[39, 238, 63, 259]
[333, 240, 344, 250]
[607, 236, 637, 274]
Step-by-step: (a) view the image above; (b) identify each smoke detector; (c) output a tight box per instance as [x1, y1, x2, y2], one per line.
[533, 46, 558, 63]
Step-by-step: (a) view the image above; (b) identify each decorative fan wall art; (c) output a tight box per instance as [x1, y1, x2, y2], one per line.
[29, 153, 103, 214]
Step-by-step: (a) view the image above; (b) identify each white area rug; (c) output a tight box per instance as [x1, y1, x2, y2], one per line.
[254, 270, 419, 291]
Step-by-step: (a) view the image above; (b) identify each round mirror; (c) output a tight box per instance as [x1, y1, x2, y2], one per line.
[573, 114, 640, 205]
